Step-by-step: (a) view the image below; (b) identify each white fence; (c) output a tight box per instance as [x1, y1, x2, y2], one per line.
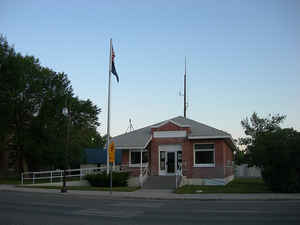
[21, 164, 149, 186]
[234, 164, 261, 178]
[21, 167, 106, 184]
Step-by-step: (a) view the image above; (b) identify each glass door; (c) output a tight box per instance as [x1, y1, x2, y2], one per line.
[159, 151, 166, 175]
[167, 152, 175, 174]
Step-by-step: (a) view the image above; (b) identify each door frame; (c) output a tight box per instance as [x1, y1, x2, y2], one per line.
[158, 145, 182, 176]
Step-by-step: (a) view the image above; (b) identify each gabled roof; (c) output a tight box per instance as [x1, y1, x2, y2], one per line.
[111, 116, 234, 149]
[151, 119, 191, 128]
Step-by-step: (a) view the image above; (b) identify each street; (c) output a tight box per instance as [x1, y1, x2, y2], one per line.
[0, 190, 300, 225]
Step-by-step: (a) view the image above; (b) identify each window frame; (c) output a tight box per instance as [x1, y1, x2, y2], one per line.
[129, 149, 148, 167]
[193, 143, 215, 168]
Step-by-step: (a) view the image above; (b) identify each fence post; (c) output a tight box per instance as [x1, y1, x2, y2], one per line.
[21, 173, 23, 185]
[175, 171, 178, 189]
[80, 169, 82, 181]
[60, 170, 62, 182]
[33, 173, 35, 184]
[50, 171, 52, 183]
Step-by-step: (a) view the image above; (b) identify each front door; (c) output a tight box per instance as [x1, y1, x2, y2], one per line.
[159, 144, 182, 175]
[158, 145, 182, 176]
[159, 151, 176, 175]
[167, 152, 175, 174]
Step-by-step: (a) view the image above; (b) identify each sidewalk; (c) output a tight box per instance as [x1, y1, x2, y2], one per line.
[1, 184, 300, 200]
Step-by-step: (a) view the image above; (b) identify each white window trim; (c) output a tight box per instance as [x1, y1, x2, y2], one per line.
[193, 143, 215, 168]
[153, 130, 187, 138]
[129, 149, 148, 168]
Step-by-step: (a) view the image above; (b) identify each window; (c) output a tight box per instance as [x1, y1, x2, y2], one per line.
[194, 144, 215, 167]
[177, 151, 182, 169]
[130, 150, 148, 166]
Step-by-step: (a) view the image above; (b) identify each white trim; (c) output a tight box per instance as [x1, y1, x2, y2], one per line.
[151, 120, 191, 128]
[158, 145, 182, 176]
[115, 146, 145, 150]
[189, 135, 237, 152]
[193, 164, 215, 168]
[129, 149, 148, 168]
[193, 143, 215, 168]
[153, 130, 187, 138]
[188, 135, 232, 139]
[159, 145, 182, 152]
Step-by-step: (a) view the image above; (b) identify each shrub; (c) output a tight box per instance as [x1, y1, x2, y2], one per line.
[254, 128, 300, 193]
[262, 165, 300, 193]
[85, 172, 129, 187]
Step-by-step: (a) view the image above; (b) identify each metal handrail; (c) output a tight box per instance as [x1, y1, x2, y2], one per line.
[21, 164, 149, 185]
[21, 167, 106, 184]
[176, 163, 183, 189]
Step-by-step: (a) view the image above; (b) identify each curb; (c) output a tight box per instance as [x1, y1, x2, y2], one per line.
[1, 186, 300, 201]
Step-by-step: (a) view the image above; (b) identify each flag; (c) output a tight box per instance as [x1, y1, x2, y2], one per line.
[111, 46, 119, 82]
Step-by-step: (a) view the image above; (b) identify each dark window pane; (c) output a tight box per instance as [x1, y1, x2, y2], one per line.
[131, 151, 148, 164]
[142, 152, 148, 163]
[177, 151, 182, 169]
[194, 144, 214, 150]
[131, 152, 140, 164]
[177, 151, 182, 162]
[195, 151, 214, 164]
[160, 151, 165, 170]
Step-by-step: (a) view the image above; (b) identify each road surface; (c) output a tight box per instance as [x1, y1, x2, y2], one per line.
[0, 190, 300, 225]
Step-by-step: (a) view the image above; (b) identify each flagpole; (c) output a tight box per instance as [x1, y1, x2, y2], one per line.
[184, 56, 187, 118]
[106, 39, 112, 174]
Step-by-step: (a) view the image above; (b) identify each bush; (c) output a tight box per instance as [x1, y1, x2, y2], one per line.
[254, 128, 300, 193]
[85, 172, 129, 187]
[262, 166, 300, 193]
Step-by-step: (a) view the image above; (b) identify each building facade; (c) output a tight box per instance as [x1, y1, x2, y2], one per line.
[112, 116, 235, 186]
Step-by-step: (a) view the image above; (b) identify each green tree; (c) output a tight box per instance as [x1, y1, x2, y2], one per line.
[0, 35, 103, 173]
[253, 128, 300, 192]
[239, 112, 286, 166]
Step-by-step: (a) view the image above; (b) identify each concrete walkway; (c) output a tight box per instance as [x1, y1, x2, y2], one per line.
[1, 184, 300, 200]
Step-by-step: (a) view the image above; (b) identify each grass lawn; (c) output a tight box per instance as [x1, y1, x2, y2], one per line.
[17, 185, 139, 192]
[175, 178, 271, 194]
[0, 177, 21, 185]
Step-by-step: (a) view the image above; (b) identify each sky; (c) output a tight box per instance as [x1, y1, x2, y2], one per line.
[1, 0, 299, 139]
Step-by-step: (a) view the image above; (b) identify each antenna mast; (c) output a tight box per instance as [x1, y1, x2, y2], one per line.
[126, 118, 134, 133]
[184, 57, 187, 118]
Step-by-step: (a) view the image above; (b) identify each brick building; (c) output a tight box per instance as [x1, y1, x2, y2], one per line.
[112, 116, 236, 186]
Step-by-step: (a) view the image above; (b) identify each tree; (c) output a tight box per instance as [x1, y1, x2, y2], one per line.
[0, 35, 103, 173]
[253, 128, 300, 192]
[239, 112, 300, 192]
[238, 112, 286, 166]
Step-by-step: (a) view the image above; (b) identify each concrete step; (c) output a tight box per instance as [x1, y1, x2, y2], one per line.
[143, 176, 176, 189]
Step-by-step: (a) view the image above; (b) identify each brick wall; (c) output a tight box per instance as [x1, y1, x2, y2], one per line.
[182, 139, 227, 179]
[223, 141, 234, 177]
[122, 150, 129, 164]
[121, 120, 234, 179]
